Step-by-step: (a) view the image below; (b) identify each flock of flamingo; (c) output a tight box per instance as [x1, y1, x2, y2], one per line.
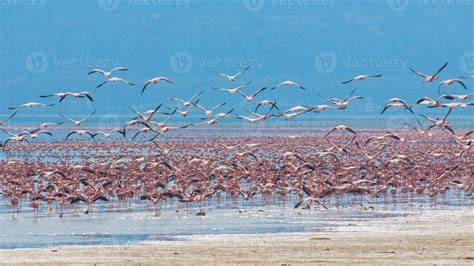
[1, 61, 473, 219]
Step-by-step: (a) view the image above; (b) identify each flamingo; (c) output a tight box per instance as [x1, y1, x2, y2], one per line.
[416, 96, 444, 108]
[58, 109, 97, 127]
[325, 125, 358, 137]
[420, 107, 455, 134]
[19, 129, 53, 139]
[88, 67, 128, 77]
[232, 105, 277, 123]
[65, 130, 96, 140]
[271, 80, 305, 90]
[410, 62, 448, 83]
[97, 77, 135, 88]
[128, 104, 163, 126]
[190, 109, 233, 126]
[142, 77, 174, 95]
[9, 102, 54, 110]
[381, 98, 414, 114]
[1, 130, 31, 150]
[438, 79, 468, 94]
[236, 87, 267, 102]
[40, 92, 93, 102]
[213, 65, 250, 82]
[254, 100, 279, 112]
[167, 91, 203, 107]
[439, 93, 473, 101]
[212, 80, 252, 94]
[0, 111, 17, 126]
[192, 102, 226, 118]
[69, 192, 109, 214]
[319, 88, 363, 109]
[342, 74, 383, 84]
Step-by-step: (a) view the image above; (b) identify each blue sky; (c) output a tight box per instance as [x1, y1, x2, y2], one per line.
[0, 0, 473, 127]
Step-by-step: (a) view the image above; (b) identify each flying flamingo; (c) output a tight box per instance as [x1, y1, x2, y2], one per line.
[212, 80, 252, 94]
[190, 109, 233, 126]
[40, 92, 93, 102]
[167, 91, 203, 107]
[420, 107, 455, 134]
[58, 109, 97, 127]
[294, 185, 329, 209]
[1, 129, 32, 150]
[319, 88, 363, 109]
[88, 67, 128, 77]
[342, 74, 383, 84]
[381, 98, 414, 114]
[254, 100, 279, 112]
[325, 125, 358, 137]
[192, 102, 226, 118]
[438, 79, 467, 94]
[97, 77, 135, 88]
[236, 87, 267, 102]
[410, 62, 448, 83]
[271, 80, 305, 90]
[8, 102, 54, 110]
[142, 76, 174, 95]
[213, 65, 250, 82]
[0, 111, 17, 126]
[65, 130, 97, 140]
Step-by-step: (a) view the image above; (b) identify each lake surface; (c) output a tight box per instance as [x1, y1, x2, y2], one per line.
[1, 192, 471, 249]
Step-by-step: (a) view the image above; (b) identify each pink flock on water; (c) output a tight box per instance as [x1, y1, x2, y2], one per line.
[0, 130, 472, 219]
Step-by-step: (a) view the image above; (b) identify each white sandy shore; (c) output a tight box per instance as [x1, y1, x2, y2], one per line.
[1, 209, 473, 265]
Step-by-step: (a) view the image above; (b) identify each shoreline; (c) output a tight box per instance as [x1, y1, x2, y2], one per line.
[1, 209, 473, 265]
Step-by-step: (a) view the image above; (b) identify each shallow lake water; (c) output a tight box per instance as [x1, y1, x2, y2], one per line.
[0, 193, 471, 249]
